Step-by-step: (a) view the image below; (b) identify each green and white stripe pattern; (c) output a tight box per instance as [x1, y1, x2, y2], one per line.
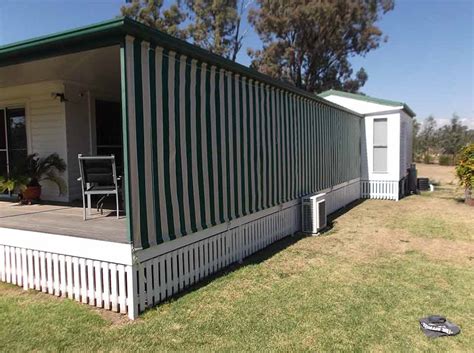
[123, 36, 361, 249]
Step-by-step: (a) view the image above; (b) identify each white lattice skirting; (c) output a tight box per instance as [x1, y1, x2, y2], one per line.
[0, 178, 360, 319]
[360, 180, 399, 200]
[130, 178, 361, 317]
[0, 230, 134, 315]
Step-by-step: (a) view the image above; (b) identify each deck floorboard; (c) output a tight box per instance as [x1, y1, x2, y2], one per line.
[0, 201, 128, 243]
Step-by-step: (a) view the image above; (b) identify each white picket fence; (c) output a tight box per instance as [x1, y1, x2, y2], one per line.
[0, 229, 135, 316]
[0, 179, 361, 319]
[0, 245, 133, 313]
[360, 180, 399, 200]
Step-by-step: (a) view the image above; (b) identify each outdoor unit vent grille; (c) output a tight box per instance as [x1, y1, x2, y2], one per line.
[301, 193, 327, 234]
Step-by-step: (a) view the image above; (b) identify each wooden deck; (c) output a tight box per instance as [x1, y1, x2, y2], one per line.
[0, 201, 128, 243]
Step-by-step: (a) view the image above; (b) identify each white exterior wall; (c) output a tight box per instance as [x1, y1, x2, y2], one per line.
[64, 83, 92, 201]
[0, 82, 69, 202]
[399, 110, 413, 179]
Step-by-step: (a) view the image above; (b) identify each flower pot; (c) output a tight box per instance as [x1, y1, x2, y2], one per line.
[22, 186, 42, 201]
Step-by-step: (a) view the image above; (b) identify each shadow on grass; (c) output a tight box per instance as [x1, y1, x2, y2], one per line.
[140, 198, 366, 316]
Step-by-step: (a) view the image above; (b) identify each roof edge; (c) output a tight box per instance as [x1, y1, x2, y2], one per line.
[0, 17, 363, 118]
[318, 89, 415, 117]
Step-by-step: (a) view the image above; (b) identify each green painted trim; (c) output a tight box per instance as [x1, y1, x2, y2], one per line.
[119, 40, 133, 245]
[0, 18, 125, 67]
[318, 89, 416, 117]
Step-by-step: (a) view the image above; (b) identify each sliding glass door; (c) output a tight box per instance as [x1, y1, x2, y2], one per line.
[0, 107, 27, 181]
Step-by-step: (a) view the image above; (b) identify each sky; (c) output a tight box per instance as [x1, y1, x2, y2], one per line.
[0, 0, 472, 127]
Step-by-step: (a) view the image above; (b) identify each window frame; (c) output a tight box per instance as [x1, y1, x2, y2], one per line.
[373, 118, 388, 173]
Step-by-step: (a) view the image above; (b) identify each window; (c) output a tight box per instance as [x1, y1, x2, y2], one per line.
[373, 118, 387, 172]
[0, 107, 27, 179]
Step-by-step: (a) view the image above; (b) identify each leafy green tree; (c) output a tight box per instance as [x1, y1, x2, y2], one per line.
[248, 0, 394, 93]
[121, 0, 188, 39]
[455, 143, 474, 203]
[416, 116, 438, 163]
[412, 118, 421, 160]
[438, 115, 473, 163]
[185, 0, 249, 60]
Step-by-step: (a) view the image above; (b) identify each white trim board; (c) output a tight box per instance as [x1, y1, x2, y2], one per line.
[0, 228, 133, 265]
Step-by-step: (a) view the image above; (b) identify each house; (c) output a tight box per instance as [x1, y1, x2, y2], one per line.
[0, 18, 414, 319]
[319, 90, 416, 200]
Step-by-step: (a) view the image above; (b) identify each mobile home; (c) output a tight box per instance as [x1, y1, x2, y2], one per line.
[319, 89, 416, 200]
[0, 18, 413, 318]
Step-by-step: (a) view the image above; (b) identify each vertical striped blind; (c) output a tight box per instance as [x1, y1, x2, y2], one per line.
[123, 36, 361, 249]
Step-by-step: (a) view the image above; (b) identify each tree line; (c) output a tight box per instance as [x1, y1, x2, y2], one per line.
[413, 115, 474, 165]
[121, 0, 394, 94]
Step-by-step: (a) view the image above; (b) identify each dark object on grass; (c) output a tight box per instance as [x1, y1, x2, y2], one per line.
[417, 178, 430, 191]
[419, 315, 460, 338]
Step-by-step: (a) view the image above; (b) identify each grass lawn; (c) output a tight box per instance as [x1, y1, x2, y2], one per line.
[1, 164, 473, 352]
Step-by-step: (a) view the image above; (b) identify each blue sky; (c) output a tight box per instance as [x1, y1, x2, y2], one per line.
[0, 0, 472, 126]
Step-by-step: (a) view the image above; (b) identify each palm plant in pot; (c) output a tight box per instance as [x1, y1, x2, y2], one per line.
[0, 153, 67, 202]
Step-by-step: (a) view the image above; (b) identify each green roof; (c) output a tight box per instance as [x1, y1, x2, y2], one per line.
[0, 17, 362, 118]
[318, 89, 415, 117]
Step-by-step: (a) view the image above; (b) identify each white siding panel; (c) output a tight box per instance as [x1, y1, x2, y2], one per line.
[0, 82, 67, 202]
[27, 88, 68, 202]
[64, 83, 92, 201]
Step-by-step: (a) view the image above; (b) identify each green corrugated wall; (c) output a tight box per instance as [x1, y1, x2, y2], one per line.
[122, 36, 361, 249]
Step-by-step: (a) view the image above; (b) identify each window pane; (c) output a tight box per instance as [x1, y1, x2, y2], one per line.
[0, 110, 5, 149]
[0, 151, 7, 178]
[373, 118, 387, 146]
[7, 108, 27, 150]
[9, 150, 28, 175]
[373, 146, 387, 172]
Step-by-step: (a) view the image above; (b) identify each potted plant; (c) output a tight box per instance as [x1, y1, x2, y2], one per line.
[455, 144, 474, 206]
[0, 153, 67, 202]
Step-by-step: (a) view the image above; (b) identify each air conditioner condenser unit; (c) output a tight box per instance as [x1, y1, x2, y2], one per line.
[301, 193, 327, 235]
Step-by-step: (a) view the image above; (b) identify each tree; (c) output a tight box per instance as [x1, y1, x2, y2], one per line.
[455, 143, 474, 204]
[415, 116, 438, 163]
[438, 115, 472, 163]
[185, 0, 250, 60]
[412, 118, 421, 160]
[121, 0, 188, 39]
[248, 0, 394, 93]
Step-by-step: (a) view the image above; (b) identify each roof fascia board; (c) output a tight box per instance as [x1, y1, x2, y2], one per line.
[319, 89, 415, 117]
[0, 18, 126, 68]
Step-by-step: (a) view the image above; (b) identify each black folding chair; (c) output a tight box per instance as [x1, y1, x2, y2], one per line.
[77, 154, 121, 220]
